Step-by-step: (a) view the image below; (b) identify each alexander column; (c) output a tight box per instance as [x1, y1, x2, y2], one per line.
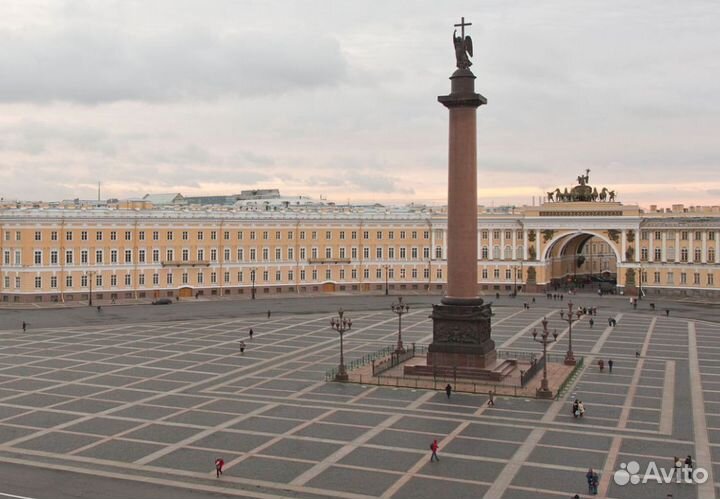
[427, 17, 496, 369]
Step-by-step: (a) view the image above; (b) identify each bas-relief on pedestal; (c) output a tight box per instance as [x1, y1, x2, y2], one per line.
[428, 303, 496, 368]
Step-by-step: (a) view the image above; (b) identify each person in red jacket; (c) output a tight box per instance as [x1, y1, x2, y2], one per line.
[430, 440, 439, 462]
[215, 457, 224, 477]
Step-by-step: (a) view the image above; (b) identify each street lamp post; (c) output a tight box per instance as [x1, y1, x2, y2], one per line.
[562, 301, 578, 366]
[391, 296, 409, 354]
[86, 270, 96, 306]
[251, 268, 256, 300]
[531, 317, 558, 398]
[331, 308, 352, 381]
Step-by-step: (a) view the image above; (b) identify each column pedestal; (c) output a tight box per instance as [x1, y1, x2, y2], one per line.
[427, 303, 496, 369]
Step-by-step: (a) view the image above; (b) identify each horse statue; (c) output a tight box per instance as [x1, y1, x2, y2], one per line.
[554, 188, 562, 201]
[591, 187, 599, 201]
[547, 191, 554, 202]
[563, 187, 570, 201]
[608, 190, 616, 202]
[599, 187, 608, 201]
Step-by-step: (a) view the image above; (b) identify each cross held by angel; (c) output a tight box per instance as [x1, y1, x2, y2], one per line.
[453, 17, 473, 69]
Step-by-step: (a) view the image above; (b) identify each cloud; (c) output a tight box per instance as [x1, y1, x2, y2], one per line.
[0, 27, 347, 103]
[298, 170, 414, 195]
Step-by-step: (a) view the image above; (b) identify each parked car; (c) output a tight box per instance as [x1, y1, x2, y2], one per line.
[152, 298, 173, 305]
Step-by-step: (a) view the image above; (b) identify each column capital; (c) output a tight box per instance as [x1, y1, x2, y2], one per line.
[438, 68, 487, 108]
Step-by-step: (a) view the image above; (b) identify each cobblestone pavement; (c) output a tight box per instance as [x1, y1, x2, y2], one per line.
[0, 297, 717, 498]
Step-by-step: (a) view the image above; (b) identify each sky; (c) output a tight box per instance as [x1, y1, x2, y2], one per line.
[0, 0, 718, 208]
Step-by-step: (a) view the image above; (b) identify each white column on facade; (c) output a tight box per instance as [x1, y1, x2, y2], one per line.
[489, 228, 494, 261]
[535, 229, 541, 261]
[511, 229, 517, 260]
[634, 230, 640, 262]
[661, 232, 667, 262]
[649, 234, 655, 262]
[675, 232, 681, 263]
[523, 229, 529, 260]
[442, 228, 448, 261]
[702, 232, 708, 264]
[477, 225, 482, 260]
[430, 228, 435, 261]
[621, 230, 627, 262]
[689, 233, 694, 263]
[499, 228, 505, 261]
[715, 232, 719, 263]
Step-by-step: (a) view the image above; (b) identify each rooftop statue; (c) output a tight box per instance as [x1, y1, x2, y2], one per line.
[453, 17, 473, 70]
[545, 169, 618, 203]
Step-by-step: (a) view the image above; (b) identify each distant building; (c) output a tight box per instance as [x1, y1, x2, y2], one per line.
[238, 189, 281, 200]
[183, 195, 241, 206]
[1, 182, 720, 303]
[142, 193, 185, 205]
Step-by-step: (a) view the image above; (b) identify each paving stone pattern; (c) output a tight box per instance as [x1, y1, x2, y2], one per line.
[0, 301, 716, 498]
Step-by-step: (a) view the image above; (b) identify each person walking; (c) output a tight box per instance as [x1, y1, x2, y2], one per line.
[239, 341, 246, 354]
[598, 359, 605, 372]
[267, 310, 271, 319]
[578, 401, 585, 417]
[586, 468, 595, 494]
[589, 318, 594, 328]
[608, 359, 614, 373]
[22, 321, 26, 332]
[429, 439, 439, 462]
[445, 384, 452, 399]
[572, 399, 579, 418]
[215, 457, 224, 477]
[665, 308, 670, 317]
[684, 455, 693, 474]
[585, 468, 599, 495]
[591, 470, 599, 495]
[249, 328, 254, 340]
[488, 389, 495, 406]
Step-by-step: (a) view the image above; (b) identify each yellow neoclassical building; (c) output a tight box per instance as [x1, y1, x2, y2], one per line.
[1, 183, 719, 303]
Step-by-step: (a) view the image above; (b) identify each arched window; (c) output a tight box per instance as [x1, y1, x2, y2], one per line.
[493, 246, 501, 259]
[504, 246, 512, 259]
[517, 245, 524, 259]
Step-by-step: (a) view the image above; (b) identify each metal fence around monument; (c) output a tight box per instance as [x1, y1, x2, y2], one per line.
[324, 344, 405, 381]
[324, 345, 576, 397]
[371, 344, 427, 376]
[555, 356, 585, 399]
[519, 355, 545, 387]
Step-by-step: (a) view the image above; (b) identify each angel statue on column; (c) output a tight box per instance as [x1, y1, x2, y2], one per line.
[453, 29, 473, 69]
